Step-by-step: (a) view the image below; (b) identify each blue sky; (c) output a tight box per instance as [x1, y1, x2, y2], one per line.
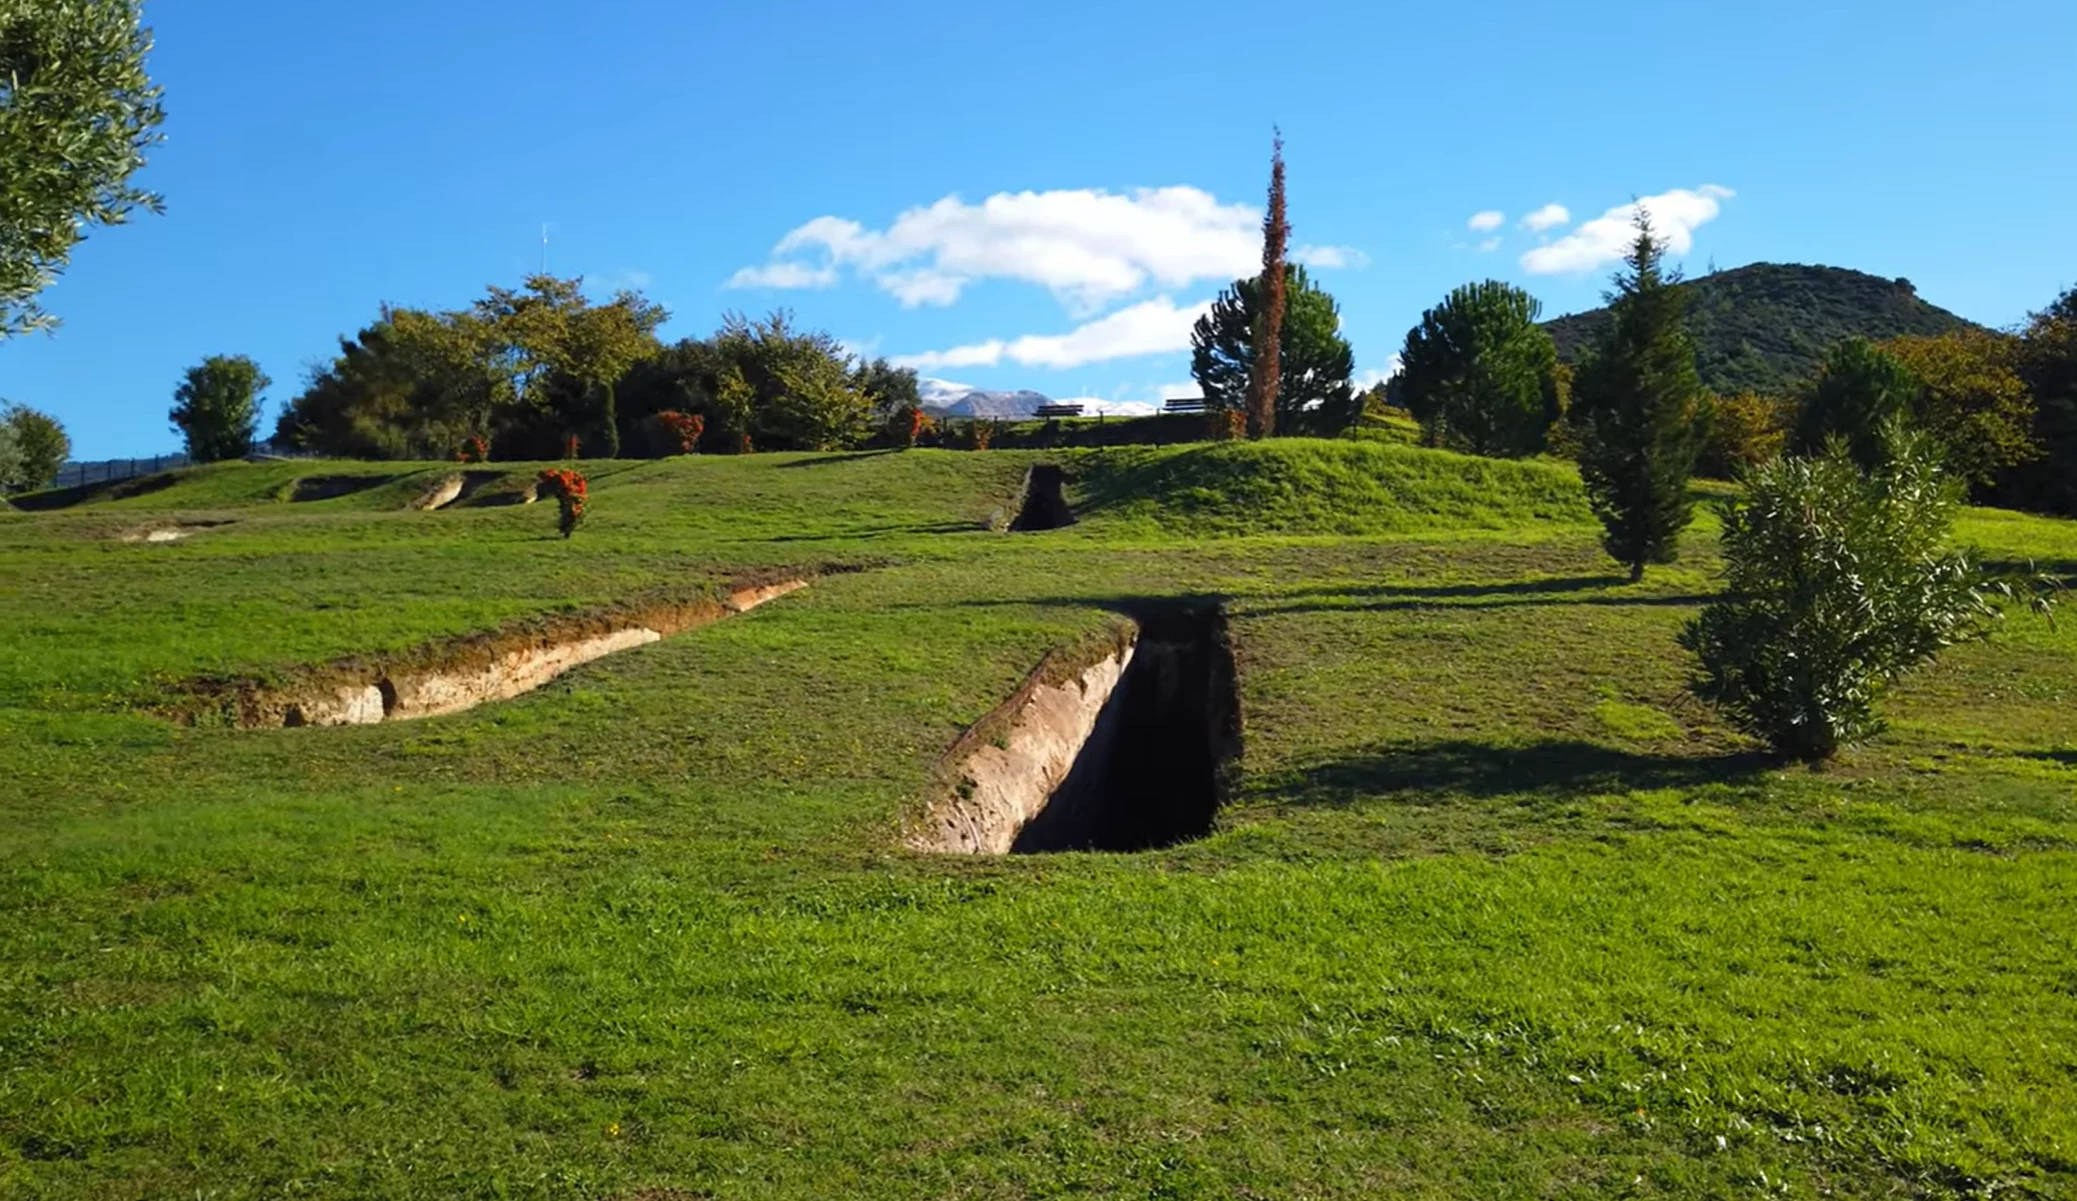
[6, 0, 2075, 458]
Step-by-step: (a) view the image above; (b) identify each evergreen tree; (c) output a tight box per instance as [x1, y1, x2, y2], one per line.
[1789, 338, 1922, 470]
[1243, 132, 1288, 440]
[1188, 264, 1358, 437]
[1395, 280, 1563, 457]
[1570, 213, 1706, 581]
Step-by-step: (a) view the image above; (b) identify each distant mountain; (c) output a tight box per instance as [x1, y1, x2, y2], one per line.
[942, 389, 1054, 419]
[916, 377, 1160, 419]
[1542, 263, 1983, 397]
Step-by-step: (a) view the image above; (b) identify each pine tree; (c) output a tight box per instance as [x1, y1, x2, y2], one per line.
[1571, 212, 1706, 581]
[1243, 131, 1288, 440]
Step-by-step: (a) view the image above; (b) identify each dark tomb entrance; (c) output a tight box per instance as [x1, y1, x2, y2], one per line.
[1012, 604, 1240, 853]
[1008, 464, 1076, 531]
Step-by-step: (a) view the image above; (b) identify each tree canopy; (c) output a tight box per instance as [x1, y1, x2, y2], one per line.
[1, 400, 68, 491]
[1997, 286, 2077, 514]
[171, 356, 269, 462]
[0, 0, 164, 338]
[1876, 328, 2039, 489]
[1190, 264, 1358, 438]
[1394, 280, 1563, 457]
[275, 277, 668, 460]
[1789, 338, 1922, 471]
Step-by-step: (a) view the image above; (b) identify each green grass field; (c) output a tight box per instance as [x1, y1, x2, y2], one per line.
[3, 441, 2075, 1199]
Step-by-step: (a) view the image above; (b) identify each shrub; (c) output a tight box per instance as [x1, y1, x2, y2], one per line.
[655, 410, 704, 455]
[454, 435, 489, 464]
[888, 405, 928, 448]
[1696, 391, 1787, 478]
[1679, 428, 2006, 759]
[1205, 407, 1246, 441]
[537, 468, 588, 538]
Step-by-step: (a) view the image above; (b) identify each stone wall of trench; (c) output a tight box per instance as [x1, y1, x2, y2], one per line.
[229, 579, 807, 729]
[907, 638, 1138, 854]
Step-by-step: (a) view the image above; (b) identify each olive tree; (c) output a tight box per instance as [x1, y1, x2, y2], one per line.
[0, 0, 165, 337]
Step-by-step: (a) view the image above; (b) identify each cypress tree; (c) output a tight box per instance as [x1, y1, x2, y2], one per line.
[1571, 213, 1706, 581]
[1244, 131, 1288, 440]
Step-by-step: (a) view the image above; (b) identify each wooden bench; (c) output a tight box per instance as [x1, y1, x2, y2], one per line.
[1034, 403, 1087, 419]
[1162, 397, 1209, 415]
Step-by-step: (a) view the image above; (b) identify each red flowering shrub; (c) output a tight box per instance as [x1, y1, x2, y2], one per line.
[890, 405, 930, 448]
[737, 433, 754, 455]
[656, 410, 705, 455]
[563, 434, 580, 460]
[537, 468, 588, 538]
[1206, 407, 1246, 441]
[455, 435, 490, 463]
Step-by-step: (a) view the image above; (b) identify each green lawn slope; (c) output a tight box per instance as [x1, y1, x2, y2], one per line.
[3, 440, 2074, 1199]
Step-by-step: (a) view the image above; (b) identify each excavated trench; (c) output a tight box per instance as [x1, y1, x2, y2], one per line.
[196, 578, 809, 729]
[913, 604, 1239, 854]
[1008, 464, 1076, 531]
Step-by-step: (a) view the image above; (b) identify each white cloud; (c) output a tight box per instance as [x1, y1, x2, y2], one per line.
[1467, 210, 1506, 233]
[1354, 357, 1403, 391]
[893, 296, 1211, 372]
[726, 261, 839, 290]
[1293, 244, 1370, 269]
[1522, 203, 1570, 232]
[1478, 237, 1503, 253]
[1519, 185, 1734, 275]
[733, 187, 1267, 314]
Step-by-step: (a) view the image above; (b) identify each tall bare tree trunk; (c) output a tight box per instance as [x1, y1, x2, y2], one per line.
[1245, 131, 1288, 440]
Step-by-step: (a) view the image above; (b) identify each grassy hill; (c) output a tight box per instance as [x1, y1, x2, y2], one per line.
[1544, 262, 1982, 396]
[4, 443, 2076, 1198]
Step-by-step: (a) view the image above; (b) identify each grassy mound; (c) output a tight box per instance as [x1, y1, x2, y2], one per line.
[1070, 438, 1595, 536]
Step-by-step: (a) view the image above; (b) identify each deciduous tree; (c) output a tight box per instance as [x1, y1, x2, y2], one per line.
[0, 401, 69, 490]
[1570, 214, 1707, 581]
[1875, 329, 2038, 489]
[1996, 286, 2077, 514]
[0, 0, 164, 337]
[171, 356, 268, 462]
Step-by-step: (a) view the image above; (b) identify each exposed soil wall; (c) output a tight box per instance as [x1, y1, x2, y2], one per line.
[909, 641, 1137, 854]
[912, 604, 1240, 855]
[194, 576, 810, 729]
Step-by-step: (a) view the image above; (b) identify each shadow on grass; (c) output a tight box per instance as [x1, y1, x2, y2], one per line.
[1259, 739, 1775, 805]
[9, 471, 181, 511]
[2019, 749, 2077, 767]
[776, 449, 905, 469]
[1249, 577, 1715, 615]
[766, 520, 984, 542]
[1981, 558, 2077, 588]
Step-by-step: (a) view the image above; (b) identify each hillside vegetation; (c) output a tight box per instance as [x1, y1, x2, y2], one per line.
[1544, 263, 1981, 396]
